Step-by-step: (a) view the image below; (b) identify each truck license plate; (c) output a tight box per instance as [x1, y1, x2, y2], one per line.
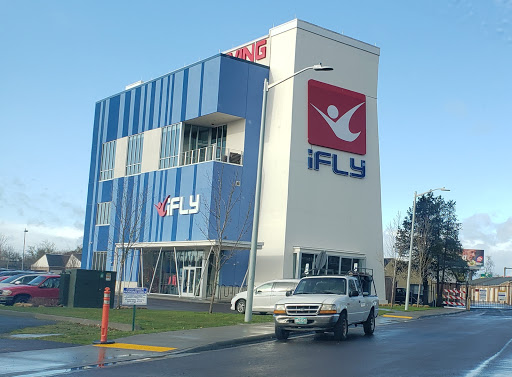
[294, 317, 307, 325]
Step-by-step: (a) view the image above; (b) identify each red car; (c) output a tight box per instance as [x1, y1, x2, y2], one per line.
[0, 274, 60, 305]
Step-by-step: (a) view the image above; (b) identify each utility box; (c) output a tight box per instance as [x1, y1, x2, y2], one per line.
[60, 269, 116, 308]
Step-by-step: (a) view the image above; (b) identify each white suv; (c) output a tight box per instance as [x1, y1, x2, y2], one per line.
[231, 279, 300, 314]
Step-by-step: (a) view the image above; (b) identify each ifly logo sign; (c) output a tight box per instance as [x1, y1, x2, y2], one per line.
[308, 80, 366, 155]
[155, 195, 200, 217]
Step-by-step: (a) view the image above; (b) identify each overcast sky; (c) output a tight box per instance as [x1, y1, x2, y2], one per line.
[0, 1, 510, 275]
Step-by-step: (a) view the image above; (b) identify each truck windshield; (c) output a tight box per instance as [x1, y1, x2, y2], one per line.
[294, 278, 346, 295]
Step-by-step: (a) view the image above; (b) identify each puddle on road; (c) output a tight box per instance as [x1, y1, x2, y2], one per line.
[10, 333, 62, 339]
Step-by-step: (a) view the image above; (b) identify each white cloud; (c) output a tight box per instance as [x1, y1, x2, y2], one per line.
[460, 214, 512, 275]
[0, 220, 83, 253]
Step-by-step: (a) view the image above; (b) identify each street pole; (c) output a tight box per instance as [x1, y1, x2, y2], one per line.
[244, 64, 333, 323]
[244, 78, 268, 323]
[404, 192, 417, 312]
[404, 187, 449, 311]
[22, 228, 28, 270]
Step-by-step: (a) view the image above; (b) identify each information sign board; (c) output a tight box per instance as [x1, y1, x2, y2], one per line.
[122, 287, 148, 306]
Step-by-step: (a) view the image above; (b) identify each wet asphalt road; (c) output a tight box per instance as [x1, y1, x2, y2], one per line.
[0, 314, 74, 353]
[71, 309, 512, 377]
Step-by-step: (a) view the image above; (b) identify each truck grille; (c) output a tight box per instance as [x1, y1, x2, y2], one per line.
[285, 304, 320, 315]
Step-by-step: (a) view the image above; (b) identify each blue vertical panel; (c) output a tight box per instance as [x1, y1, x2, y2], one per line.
[165, 75, 175, 125]
[145, 81, 156, 131]
[99, 180, 113, 202]
[180, 69, 189, 121]
[82, 100, 107, 269]
[239, 63, 269, 201]
[138, 85, 147, 134]
[219, 250, 249, 286]
[217, 56, 249, 118]
[129, 87, 141, 137]
[106, 96, 120, 142]
[152, 78, 162, 130]
[185, 64, 202, 120]
[201, 57, 221, 116]
[159, 77, 168, 128]
[170, 168, 182, 241]
[174, 165, 192, 241]
[122, 91, 131, 138]
[171, 71, 184, 124]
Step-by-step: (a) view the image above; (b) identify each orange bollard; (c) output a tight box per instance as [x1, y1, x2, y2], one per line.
[94, 287, 115, 344]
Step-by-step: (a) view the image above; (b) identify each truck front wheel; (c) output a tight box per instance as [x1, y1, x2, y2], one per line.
[275, 326, 290, 340]
[363, 309, 375, 335]
[333, 311, 348, 341]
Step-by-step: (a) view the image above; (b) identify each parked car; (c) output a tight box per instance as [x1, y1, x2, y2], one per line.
[394, 288, 423, 305]
[0, 274, 60, 305]
[230, 279, 300, 314]
[0, 273, 43, 288]
[0, 270, 32, 282]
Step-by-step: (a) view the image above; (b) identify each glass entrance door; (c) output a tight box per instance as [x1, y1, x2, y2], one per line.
[181, 267, 202, 297]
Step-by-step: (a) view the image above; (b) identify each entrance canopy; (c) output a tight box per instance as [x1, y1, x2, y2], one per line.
[117, 240, 263, 251]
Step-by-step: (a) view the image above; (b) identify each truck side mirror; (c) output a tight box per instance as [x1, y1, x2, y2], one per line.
[286, 290, 293, 297]
[349, 290, 359, 297]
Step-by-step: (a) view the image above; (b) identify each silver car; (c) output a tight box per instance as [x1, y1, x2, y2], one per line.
[230, 279, 300, 314]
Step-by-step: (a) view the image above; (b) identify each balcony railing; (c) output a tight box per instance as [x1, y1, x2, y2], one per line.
[180, 145, 243, 166]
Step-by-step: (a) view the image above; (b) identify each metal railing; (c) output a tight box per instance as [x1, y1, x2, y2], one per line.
[180, 145, 243, 166]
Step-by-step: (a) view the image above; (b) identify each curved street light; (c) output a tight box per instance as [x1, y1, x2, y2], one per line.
[404, 187, 450, 311]
[244, 64, 333, 322]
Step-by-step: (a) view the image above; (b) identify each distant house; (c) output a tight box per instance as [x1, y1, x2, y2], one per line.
[31, 254, 82, 273]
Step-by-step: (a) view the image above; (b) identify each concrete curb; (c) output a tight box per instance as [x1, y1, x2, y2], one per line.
[0, 309, 136, 331]
[175, 333, 277, 354]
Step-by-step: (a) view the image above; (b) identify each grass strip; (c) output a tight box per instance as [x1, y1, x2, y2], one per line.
[1, 306, 273, 345]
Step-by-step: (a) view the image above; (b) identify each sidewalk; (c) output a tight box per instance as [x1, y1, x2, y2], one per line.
[0, 307, 465, 376]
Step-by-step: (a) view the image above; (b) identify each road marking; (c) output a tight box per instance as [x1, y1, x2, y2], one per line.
[93, 343, 177, 352]
[465, 337, 512, 377]
[382, 314, 413, 319]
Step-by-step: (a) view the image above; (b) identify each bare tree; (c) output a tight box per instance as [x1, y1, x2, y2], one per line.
[484, 256, 495, 277]
[384, 212, 402, 308]
[0, 234, 16, 268]
[109, 181, 150, 309]
[415, 216, 433, 306]
[199, 166, 253, 314]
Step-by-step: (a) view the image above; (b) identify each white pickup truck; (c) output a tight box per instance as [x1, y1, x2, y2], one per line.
[273, 272, 379, 340]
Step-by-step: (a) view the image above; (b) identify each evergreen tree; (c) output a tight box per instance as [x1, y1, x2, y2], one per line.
[396, 193, 467, 306]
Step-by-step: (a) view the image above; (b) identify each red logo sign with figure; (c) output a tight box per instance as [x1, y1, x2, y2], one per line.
[308, 80, 366, 155]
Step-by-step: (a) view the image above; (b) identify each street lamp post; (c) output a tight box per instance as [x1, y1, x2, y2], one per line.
[404, 187, 450, 311]
[22, 228, 28, 270]
[244, 64, 333, 322]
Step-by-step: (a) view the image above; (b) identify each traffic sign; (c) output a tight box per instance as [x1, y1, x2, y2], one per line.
[122, 287, 148, 306]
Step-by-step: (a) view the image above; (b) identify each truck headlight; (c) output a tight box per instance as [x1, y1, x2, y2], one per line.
[319, 304, 337, 314]
[0, 290, 12, 296]
[274, 304, 286, 314]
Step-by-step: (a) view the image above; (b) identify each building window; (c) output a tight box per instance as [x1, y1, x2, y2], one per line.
[181, 124, 234, 165]
[92, 251, 107, 270]
[96, 202, 111, 226]
[99, 141, 116, 181]
[211, 124, 227, 160]
[126, 133, 144, 175]
[159, 123, 181, 169]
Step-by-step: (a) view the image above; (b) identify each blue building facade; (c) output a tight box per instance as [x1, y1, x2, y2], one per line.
[82, 54, 269, 298]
